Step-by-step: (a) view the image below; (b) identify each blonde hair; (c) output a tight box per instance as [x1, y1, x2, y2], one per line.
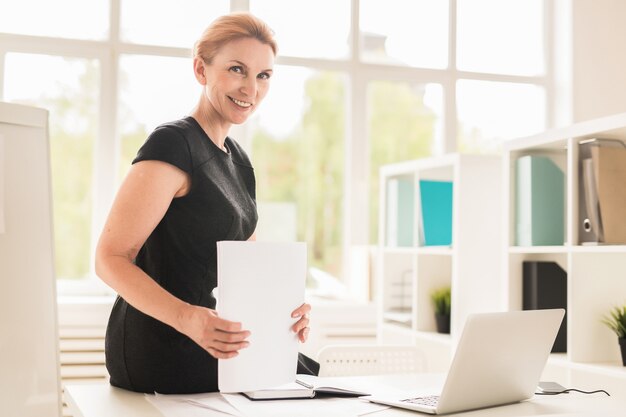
[194, 12, 277, 64]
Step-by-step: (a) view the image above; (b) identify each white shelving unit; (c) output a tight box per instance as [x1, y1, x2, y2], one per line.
[503, 112, 626, 393]
[377, 154, 502, 371]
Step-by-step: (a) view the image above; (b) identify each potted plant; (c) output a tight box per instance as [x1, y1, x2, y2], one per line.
[602, 305, 626, 366]
[431, 286, 451, 334]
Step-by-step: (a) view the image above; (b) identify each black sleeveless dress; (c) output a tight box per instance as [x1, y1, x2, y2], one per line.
[104, 116, 259, 393]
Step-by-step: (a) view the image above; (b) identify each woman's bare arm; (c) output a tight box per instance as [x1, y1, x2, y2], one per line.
[95, 160, 249, 358]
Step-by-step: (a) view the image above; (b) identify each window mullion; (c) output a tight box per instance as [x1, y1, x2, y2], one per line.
[444, 0, 458, 154]
[89, 0, 121, 281]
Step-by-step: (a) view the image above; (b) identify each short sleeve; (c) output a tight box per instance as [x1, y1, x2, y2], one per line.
[132, 125, 193, 175]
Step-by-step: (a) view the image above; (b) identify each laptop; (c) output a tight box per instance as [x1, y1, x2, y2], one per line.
[366, 309, 565, 414]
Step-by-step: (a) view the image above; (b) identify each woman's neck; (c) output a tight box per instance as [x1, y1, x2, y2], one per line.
[190, 98, 231, 152]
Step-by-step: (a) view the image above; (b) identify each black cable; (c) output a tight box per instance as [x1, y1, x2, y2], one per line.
[535, 388, 610, 396]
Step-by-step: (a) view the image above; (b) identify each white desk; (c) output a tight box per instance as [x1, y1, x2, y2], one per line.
[65, 374, 625, 417]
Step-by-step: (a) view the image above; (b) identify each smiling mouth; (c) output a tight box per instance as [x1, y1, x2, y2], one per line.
[228, 96, 252, 108]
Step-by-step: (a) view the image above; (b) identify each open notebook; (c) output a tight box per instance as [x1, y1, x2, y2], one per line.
[242, 376, 369, 400]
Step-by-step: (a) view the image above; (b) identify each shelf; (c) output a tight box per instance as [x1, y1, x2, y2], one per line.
[415, 246, 453, 256]
[504, 112, 626, 152]
[378, 154, 502, 372]
[382, 247, 418, 255]
[382, 310, 413, 326]
[414, 330, 452, 346]
[508, 246, 569, 254]
[503, 112, 626, 391]
[382, 246, 454, 255]
[570, 245, 626, 253]
[381, 321, 414, 334]
[548, 354, 626, 379]
[507, 245, 626, 254]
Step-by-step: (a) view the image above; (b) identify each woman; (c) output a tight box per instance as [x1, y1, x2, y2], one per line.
[95, 12, 313, 394]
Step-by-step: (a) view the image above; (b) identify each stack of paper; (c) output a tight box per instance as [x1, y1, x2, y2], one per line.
[216, 241, 307, 393]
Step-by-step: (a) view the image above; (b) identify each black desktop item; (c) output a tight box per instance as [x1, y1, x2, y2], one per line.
[522, 261, 567, 352]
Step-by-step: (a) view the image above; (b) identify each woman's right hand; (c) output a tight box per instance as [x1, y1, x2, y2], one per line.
[176, 304, 250, 359]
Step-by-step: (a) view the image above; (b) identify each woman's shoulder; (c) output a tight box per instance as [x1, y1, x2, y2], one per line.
[144, 117, 208, 155]
[151, 117, 197, 139]
[133, 118, 197, 174]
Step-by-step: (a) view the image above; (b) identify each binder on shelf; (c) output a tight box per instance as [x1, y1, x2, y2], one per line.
[418, 180, 453, 246]
[515, 155, 564, 246]
[386, 178, 415, 247]
[578, 138, 626, 245]
[522, 261, 567, 353]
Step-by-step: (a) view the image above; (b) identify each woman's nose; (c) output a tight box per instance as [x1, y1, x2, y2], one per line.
[240, 77, 257, 97]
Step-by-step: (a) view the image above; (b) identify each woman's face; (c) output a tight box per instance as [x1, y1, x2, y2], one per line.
[200, 37, 274, 125]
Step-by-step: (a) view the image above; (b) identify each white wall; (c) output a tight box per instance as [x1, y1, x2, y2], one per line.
[571, 0, 626, 121]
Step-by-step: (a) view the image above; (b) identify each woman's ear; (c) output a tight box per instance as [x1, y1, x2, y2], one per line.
[193, 57, 206, 85]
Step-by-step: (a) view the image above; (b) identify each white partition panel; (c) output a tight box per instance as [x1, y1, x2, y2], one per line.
[0, 101, 60, 417]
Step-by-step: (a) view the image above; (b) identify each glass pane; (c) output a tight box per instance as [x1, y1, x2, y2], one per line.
[118, 55, 199, 180]
[4, 53, 99, 279]
[457, 80, 545, 152]
[120, 0, 229, 47]
[249, 66, 346, 283]
[360, 0, 448, 68]
[368, 81, 443, 244]
[457, 0, 544, 76]
[0, 0, 108, 40]
[250, 0, 350, 59]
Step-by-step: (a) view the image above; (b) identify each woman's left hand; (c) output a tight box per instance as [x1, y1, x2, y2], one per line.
[291, 303, 311, 343]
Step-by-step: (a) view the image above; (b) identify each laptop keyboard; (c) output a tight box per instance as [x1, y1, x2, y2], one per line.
[400, 395, 440, 407]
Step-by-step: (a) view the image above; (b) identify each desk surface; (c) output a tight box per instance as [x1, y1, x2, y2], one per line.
[65, 374, 625, 417]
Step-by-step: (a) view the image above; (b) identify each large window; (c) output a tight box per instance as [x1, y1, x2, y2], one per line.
[251, 0, 351, 60]
[0, 0, 552, 297]
[0, 0, 109, 40]
[249, 66, 346, 279]
[457, 0, 545, 76]
[368, 81, 443, 244]
[360, 0, 449, 68]
[120, 0, 229, 48]
[4, 53, 99, 280]
[118, 55, 198, 180]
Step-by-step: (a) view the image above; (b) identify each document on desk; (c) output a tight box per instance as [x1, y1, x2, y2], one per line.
[222, 393, 389, 417]
[217, 241, 307, 393]
[145, 392, 242, 416]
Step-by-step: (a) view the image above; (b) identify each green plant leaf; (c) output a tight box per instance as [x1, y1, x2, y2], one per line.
[430, 286, 451, 315]
[602, 305, 626, 339]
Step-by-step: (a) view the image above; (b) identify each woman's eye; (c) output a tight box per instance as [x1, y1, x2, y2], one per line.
[230, 66, 244, 74]
[258, 72, 271, 80]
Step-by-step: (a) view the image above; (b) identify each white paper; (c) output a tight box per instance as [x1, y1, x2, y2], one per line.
[217, 241, 306, 393]
[147, 391, 387, 417]
[145, 392, 242, 417]
[0, 135, 5, 234]
[222, 393, 386, 417]
[158, 392, 242, 415]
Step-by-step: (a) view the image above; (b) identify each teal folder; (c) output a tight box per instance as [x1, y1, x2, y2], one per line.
[419, 180, 453, 246]
[515, 155, 565, 246]
[386, 178, 415, 247]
